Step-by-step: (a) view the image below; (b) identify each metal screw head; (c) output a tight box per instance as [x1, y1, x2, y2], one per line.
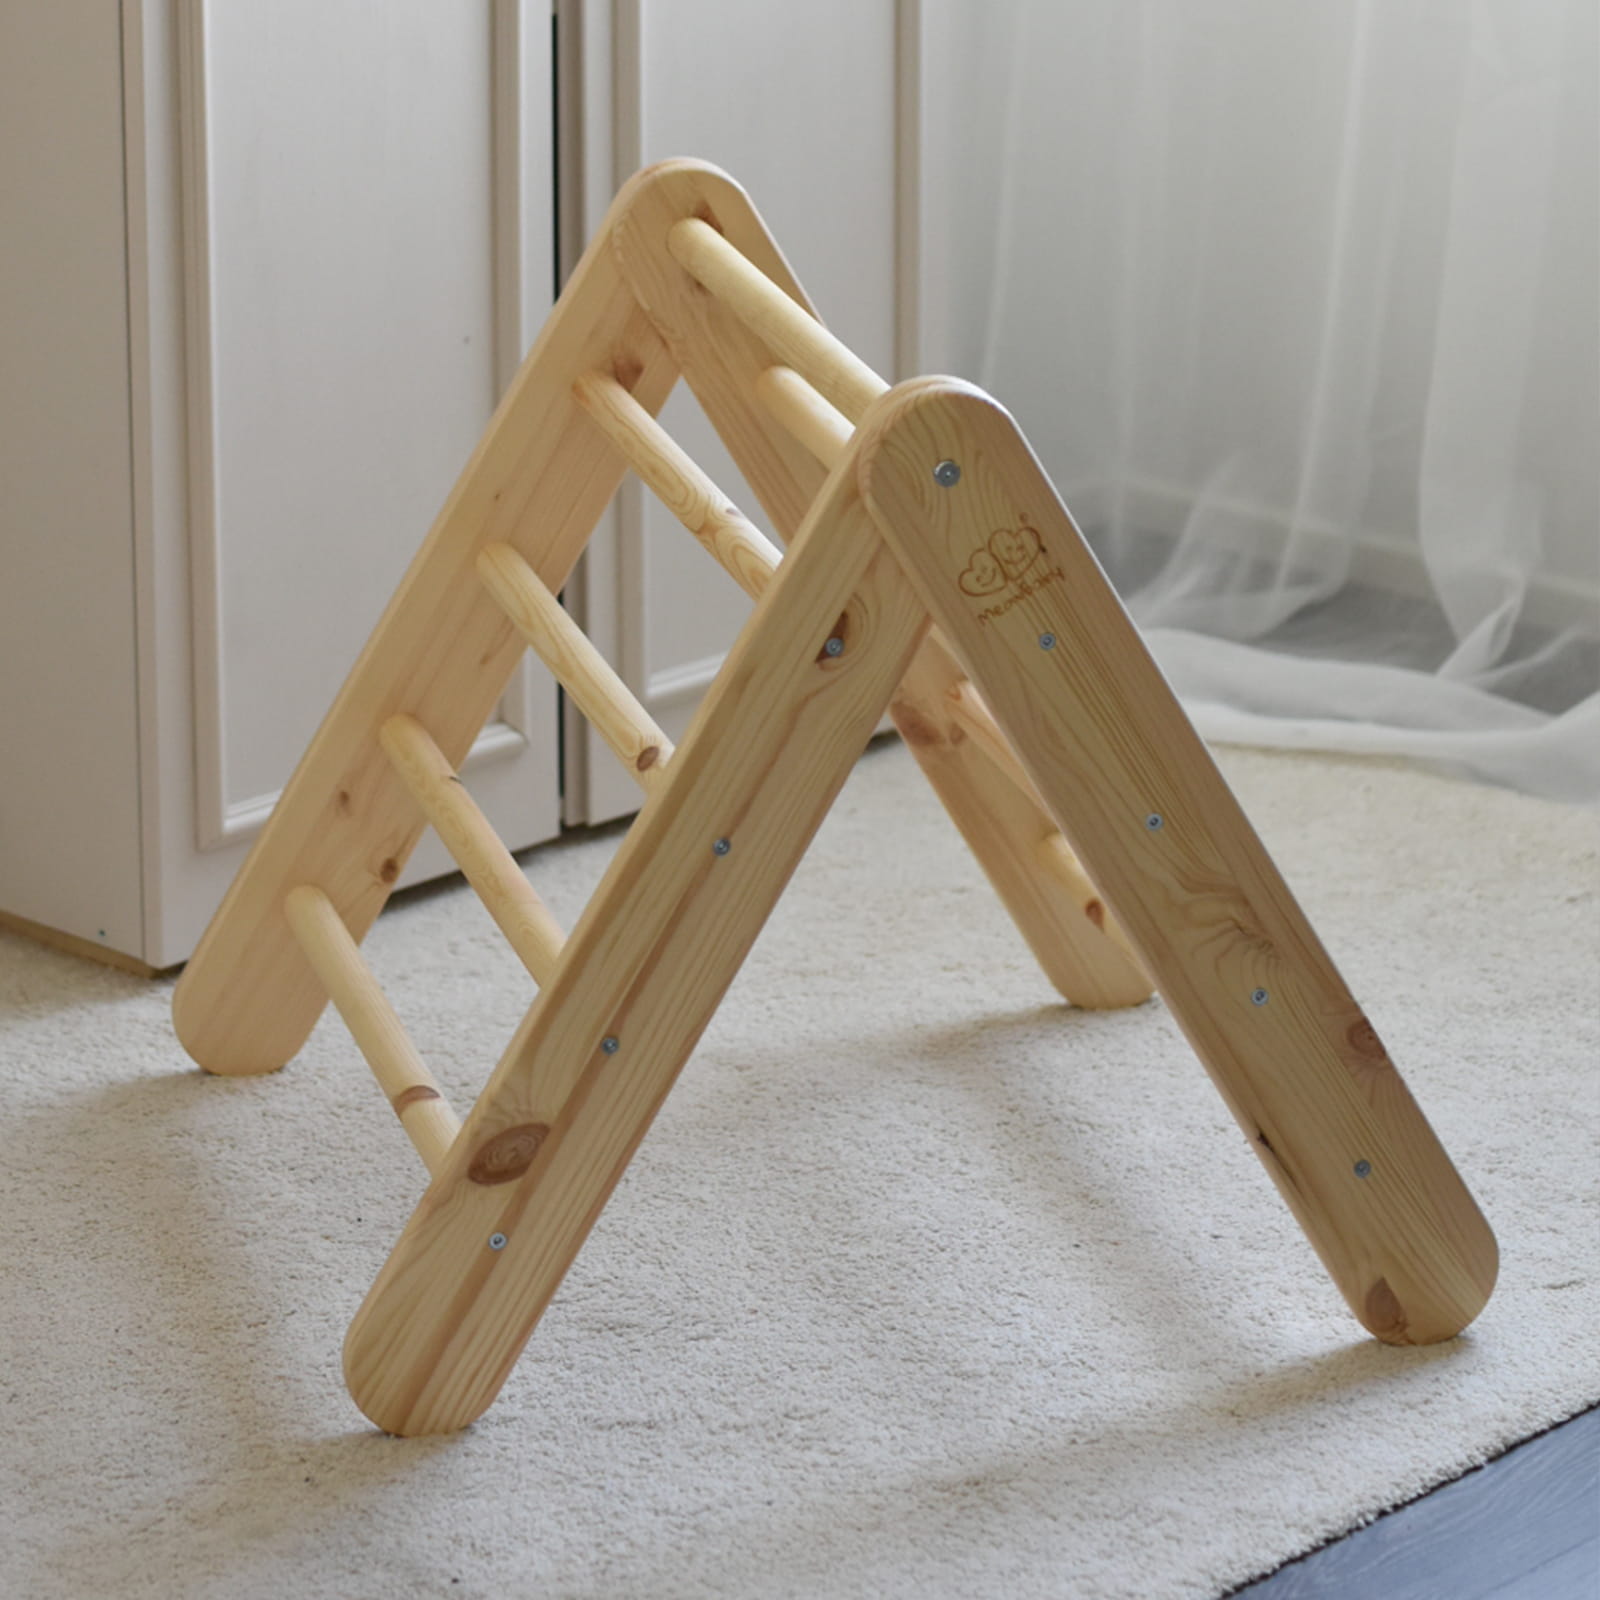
[1353, 1159, 1373, 1179]
[712, 836, 732, 856]
[488, 1232, 508, 1251]
[1145, 813, 1164, 831]
[1038, 633, 1057, 650]
[933, 460, 962, 487]
[823, 636, 844, 657]
[1250, 988, 1270, 1007]
[601, 1035, 620, 1054]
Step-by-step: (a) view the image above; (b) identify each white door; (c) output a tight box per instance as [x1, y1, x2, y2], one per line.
[131, 0, 562, 965]
[560, 0, 915, 824]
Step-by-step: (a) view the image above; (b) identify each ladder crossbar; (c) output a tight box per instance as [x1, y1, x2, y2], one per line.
[667, 218, 888, 420]
[754, 365, 854, 467]
[283, 885, 461, 1176]
[478, 543, 673, 793]
[379, 714, 567, 985]
[573, 372, 783, 598]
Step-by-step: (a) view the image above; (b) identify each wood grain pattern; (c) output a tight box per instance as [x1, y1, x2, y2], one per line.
[170, 161, 686, 1076]
[751, 358, 1148, 1005]
[477, 542, 672, 793]
[859, 378, 1498, 1343]
[667, 217, 884, 419]
[283, 885, 460, 1175]
[572, 370, 783, 600]
[754, 362, 858, 464]
[611, 165, 1147, 1006]
[342, 444, 932, 1435]
[378, 714, 565, 986]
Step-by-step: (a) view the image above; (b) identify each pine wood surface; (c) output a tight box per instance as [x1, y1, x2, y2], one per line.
[283, 886, 460, 1176]
[477, 542, 673, 793]
[571, 370, 783, 600]
[171, 159, 1498, 1438]
[169, 164, 684, 1077]
[378, 714, 566, 987]
[859, 378, 1498, 1344]
[611, 164, 1146, 1006]
[342, 448, 932, 1436]
[744, 355, 1149, 1006]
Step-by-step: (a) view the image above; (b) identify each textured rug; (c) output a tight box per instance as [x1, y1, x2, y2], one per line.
[3, 740, 1596, 1600]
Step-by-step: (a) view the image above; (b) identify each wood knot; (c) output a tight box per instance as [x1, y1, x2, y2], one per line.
[1364, 1277, 1410, 1343]
[1346, 1016, 1387, 1060]
[334, 789, 353, 816]
[467, 1122, 550, 1186]
[891, 698, 943, 749]
[1084, 899, 1106, 930]
[636, 745, 661, 773]
[378, 857, 400, 884]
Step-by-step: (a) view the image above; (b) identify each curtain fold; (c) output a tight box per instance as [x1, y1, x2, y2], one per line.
[923, 0, 1598, 799]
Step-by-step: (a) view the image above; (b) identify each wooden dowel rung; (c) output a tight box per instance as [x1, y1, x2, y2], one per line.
[754, 365, 854, 468]
[477, 543, 674, 793]
[572, 372, 782, 601]
[284, 885, 461, 1177]
[666, 218, 889, 421]
[378, 715, 567, 986]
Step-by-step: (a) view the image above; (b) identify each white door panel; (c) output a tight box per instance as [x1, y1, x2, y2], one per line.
[564, 0, 910, 824]
[137, 1, 559, 963]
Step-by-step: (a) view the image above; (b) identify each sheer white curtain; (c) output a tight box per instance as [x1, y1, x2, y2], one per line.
[921, 0, 1599, 800]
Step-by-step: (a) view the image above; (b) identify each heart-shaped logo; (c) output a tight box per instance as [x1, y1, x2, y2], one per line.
[990, 523, 1043, 578]
[958, 547, 1008, 597]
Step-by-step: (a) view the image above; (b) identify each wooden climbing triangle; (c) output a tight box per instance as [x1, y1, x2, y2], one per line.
[172, 160, 1497, 1436]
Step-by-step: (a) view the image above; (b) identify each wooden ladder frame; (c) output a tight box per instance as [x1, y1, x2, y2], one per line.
[172, 160, 1497, 1437]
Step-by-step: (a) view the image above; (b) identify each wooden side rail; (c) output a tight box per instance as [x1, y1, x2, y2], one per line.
[477, 543, 673, 793]
[379, 715, 566, 985]
[284, 886, 461, 1175]
[172, 160, 1495, 1443]
[944, 679, 1034, 803]
[586, 348, 1140, 1002]
[344, 410, 934, 1435]
[750, 358, 1145, 990]
[860, 377, 1499, 1345]
[612, 169, 1150, 1008]
[172, 161, 686, 1078]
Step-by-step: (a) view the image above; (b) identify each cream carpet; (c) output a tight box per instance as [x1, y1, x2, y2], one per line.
[3, 740, 1596, 1600]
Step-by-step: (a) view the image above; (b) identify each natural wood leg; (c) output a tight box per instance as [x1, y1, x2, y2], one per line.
[859, 377, 1498, 1345]
[750, 360, 1148, 1006]
[343, 448, 932, 1436]
[170, 166, 682, 1077]
[610, 162, 1147, 1006]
